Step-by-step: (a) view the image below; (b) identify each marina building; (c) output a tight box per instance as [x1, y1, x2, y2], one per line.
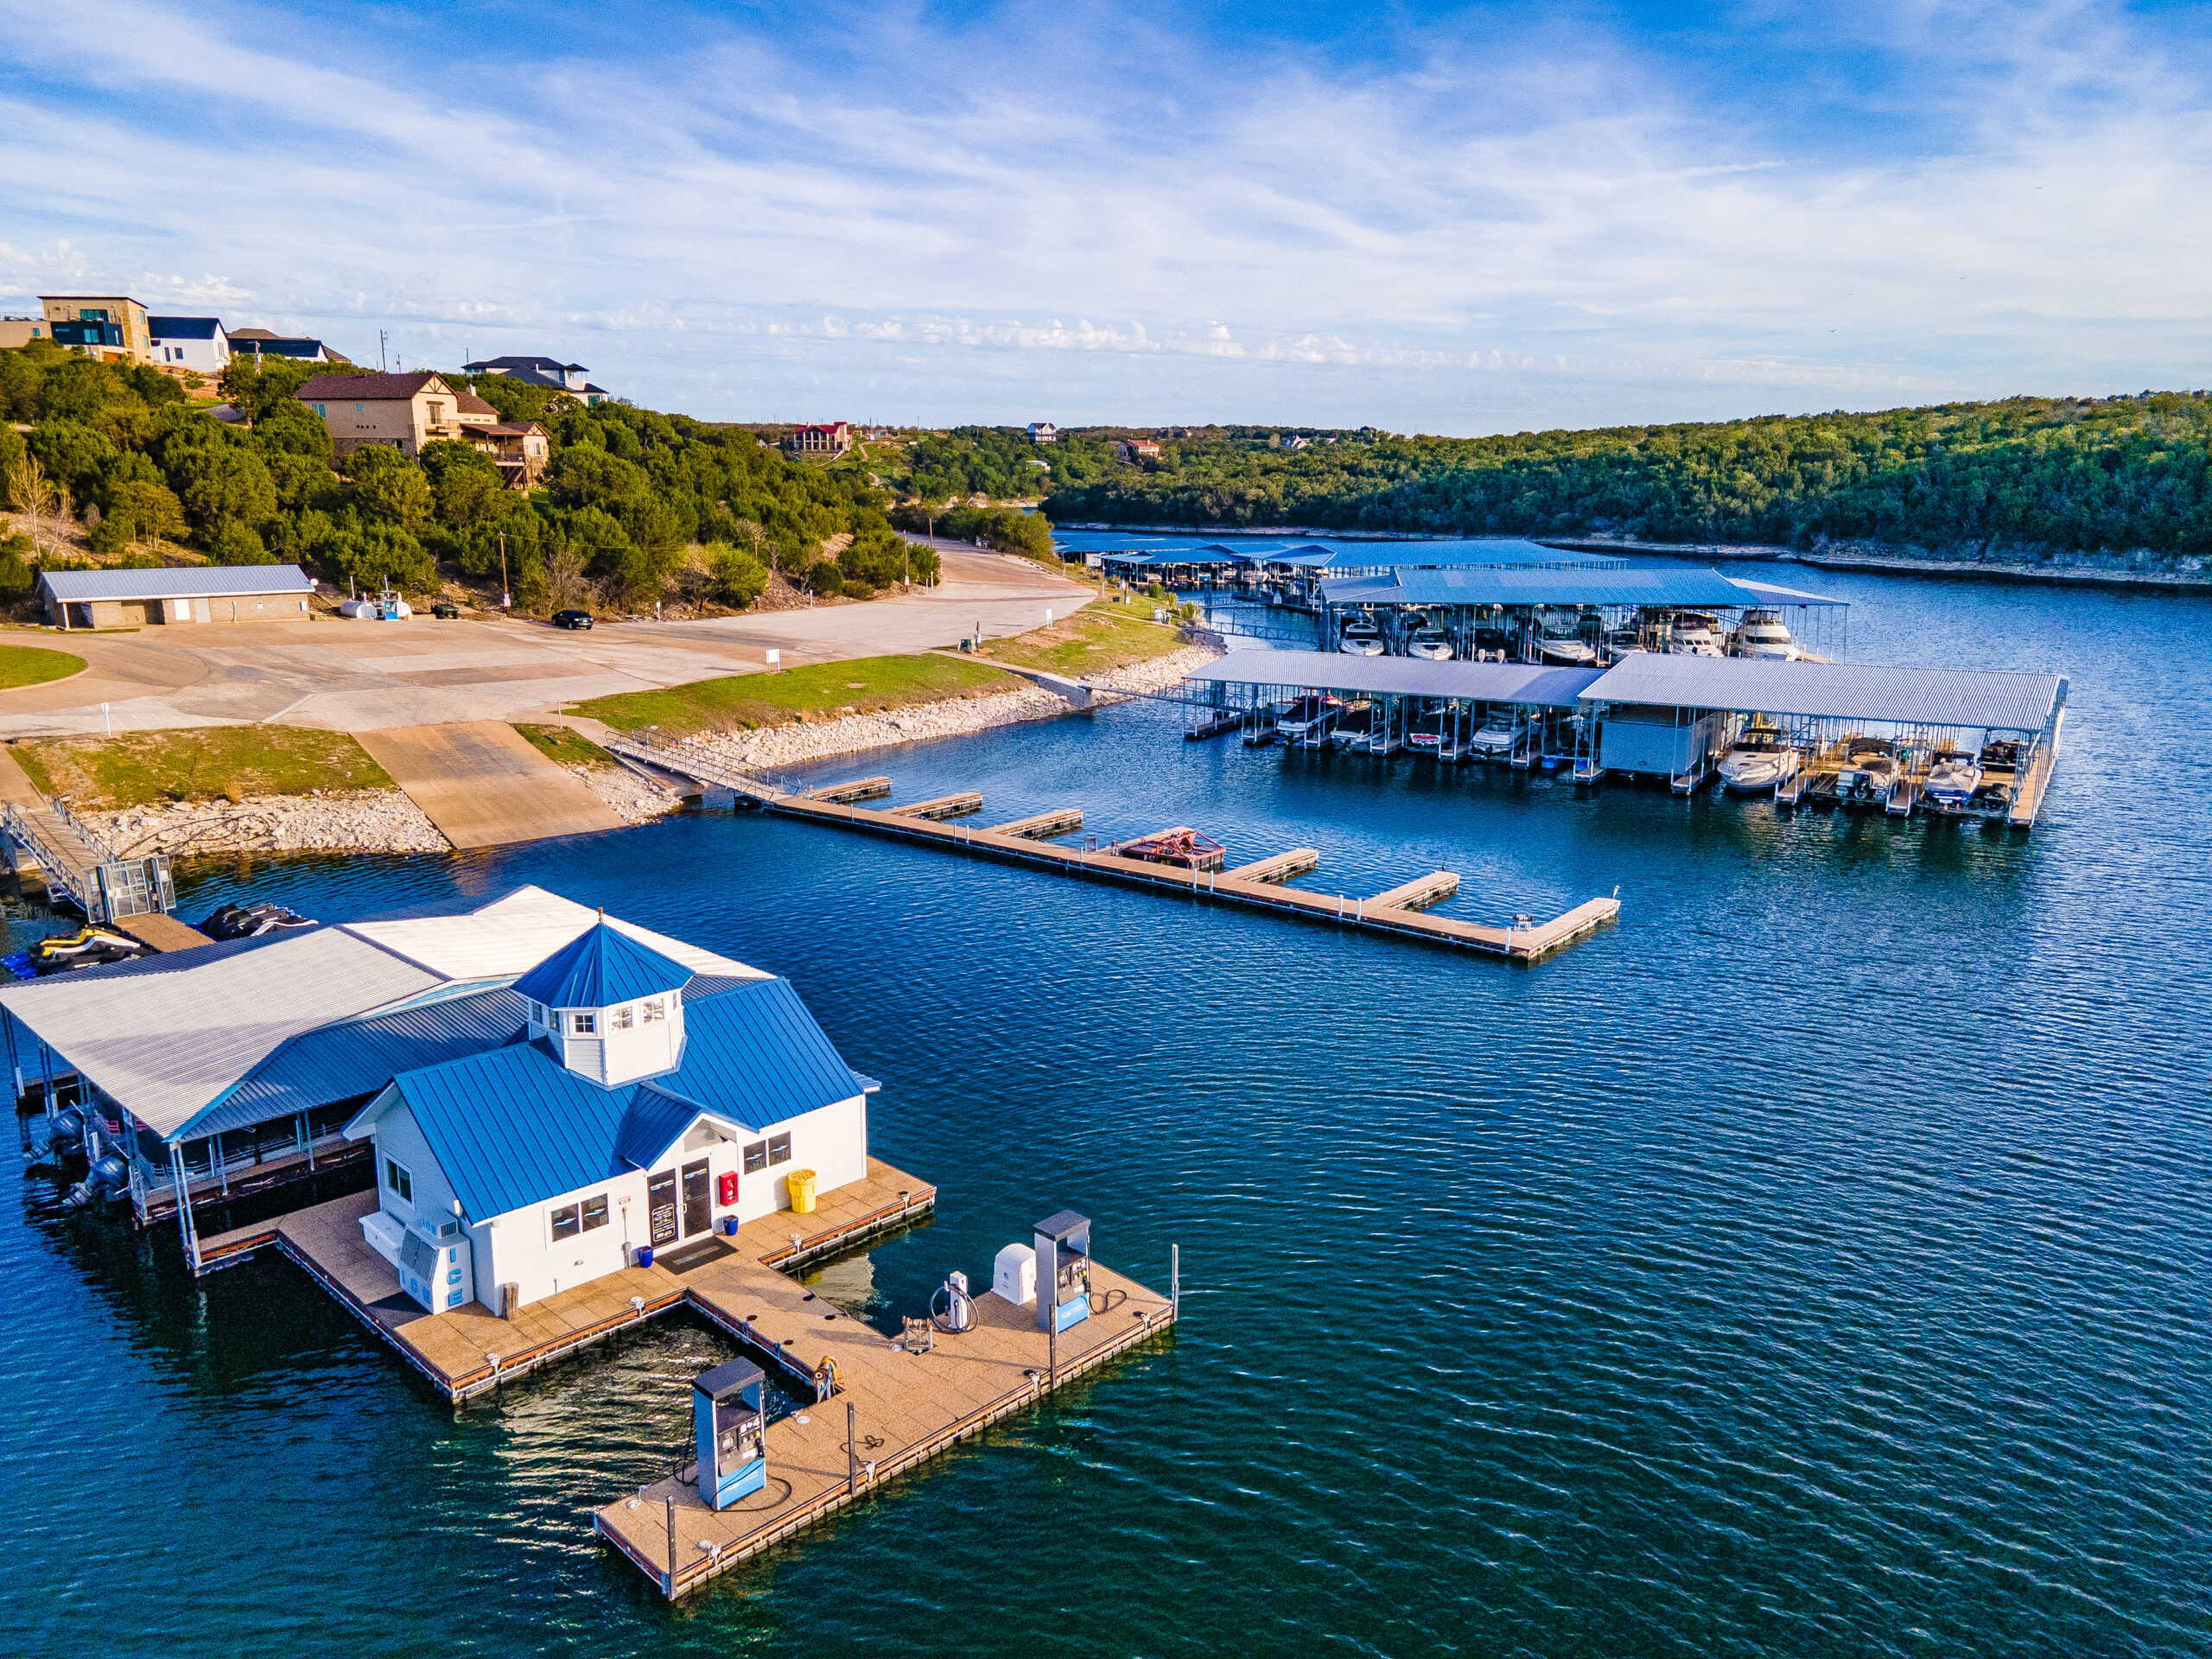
[1, 887, 876, 1300]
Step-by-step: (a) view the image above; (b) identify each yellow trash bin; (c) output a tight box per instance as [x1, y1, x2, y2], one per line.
[787, 1169, 817, 1215]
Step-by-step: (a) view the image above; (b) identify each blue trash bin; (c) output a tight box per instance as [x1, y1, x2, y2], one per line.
[721, 1215, 739, 1236]
[638, 1245, 655, 1268]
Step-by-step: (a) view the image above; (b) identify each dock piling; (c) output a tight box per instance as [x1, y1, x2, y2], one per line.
[664, 1496, 677, 1596]
[848, 1401, 857, 1495]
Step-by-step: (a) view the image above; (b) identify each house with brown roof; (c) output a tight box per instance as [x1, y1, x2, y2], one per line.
[295, 372, 474, 459]
[448, 388, 550, 486]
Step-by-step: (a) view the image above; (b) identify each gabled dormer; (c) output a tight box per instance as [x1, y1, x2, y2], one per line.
[512, 918, 691, 1088]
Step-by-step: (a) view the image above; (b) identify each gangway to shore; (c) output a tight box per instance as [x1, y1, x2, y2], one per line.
[609, 732, 1620, 963]
[0, 748, 175, 925]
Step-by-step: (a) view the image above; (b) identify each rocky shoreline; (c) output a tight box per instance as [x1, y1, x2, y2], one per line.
[682, 643, 1222, 774]
[89, 765, 682, 859]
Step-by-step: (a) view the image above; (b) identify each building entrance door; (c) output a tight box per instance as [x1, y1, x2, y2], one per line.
[647, 1169, 678, 1246]
[682, 1159, 711, 1237]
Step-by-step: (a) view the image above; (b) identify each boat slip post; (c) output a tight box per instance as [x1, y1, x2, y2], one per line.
[848, 1401, 857, 1495]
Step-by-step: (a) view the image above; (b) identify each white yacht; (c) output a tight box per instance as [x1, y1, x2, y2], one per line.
[1465, 707, 1527, 760]
[1834, 739, 1899, 809]
[1338, 618, 1384, 656]
[1922, 748, 1984, 813]
[1669, 612, 1724, 657]
[1405, 625, 1452, 660]
[1717, 726, 1799, 793]
[1730, 608, 1802, 660]
[1533, 608, 1597, 665]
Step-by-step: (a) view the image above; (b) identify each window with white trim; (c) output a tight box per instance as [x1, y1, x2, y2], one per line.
[642, 997, 665, 1023]
[385, 1156, 412, 1203]
[572, 1011, 597, 1035]
[612, 1004, 634, 1030]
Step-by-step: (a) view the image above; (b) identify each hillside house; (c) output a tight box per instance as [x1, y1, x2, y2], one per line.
[230, 328, 345, 363]
[37, 295, 153, 362]
[1027, 422, 1058, 444]
[149, 316, 232, 374]
[464, 356, 611, 406]
[787, 423, 852, 456]
[296, 371, 475, 459]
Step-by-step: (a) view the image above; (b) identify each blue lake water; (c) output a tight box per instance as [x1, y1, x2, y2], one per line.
[5, 566, 2209, 1656]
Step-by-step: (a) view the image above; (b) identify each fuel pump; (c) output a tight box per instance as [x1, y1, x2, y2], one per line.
[1033, 1211, 1092, 1334]
[694, 1356, 767, 1510]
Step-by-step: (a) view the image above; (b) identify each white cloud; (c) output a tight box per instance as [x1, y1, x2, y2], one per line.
[0, 0, 2204, 427]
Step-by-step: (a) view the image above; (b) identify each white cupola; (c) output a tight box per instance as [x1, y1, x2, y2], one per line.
[512, 918, 690, 1087]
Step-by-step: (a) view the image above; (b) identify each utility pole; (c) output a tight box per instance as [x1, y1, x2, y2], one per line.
[379, 330, 389, 372]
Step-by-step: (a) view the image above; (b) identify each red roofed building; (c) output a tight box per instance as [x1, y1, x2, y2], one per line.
[785, 422, 852, 456]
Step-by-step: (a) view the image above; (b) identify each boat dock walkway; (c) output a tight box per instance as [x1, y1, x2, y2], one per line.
[200, 1157, 941, 1400]
[605, 734, 1618, 963]
[208, 1155, 1174, 1602]
[595, 1247, 1173, 1600]
[0, 745, 175, 925]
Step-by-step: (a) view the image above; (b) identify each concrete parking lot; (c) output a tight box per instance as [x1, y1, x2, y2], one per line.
[0, 546, 1094, 738]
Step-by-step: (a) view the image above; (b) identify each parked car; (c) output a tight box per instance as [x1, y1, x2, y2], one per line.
[552, 609, 594, 630]
[431, 601, 460, 620]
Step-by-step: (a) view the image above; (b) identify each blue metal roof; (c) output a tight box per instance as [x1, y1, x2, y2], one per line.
[391, 1042, 630, 1219]
[614, 1084, 728, 1171]
[652, 979, 871, 1126]
[1321, 566, 1768, 608]
[182, 988, 528, 1141]
[148, 316, 221, 340]
[512, 922, 690, 1008]
[1276, 538, 1619, 571]
[38, 564, 315, 604]
[385, 976, 867, 1220]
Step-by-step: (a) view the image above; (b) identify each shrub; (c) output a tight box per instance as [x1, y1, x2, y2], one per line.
[704, 541, 768, 607]
[804, 558, 843, 596]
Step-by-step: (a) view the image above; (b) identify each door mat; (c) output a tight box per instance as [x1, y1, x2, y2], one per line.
[657, 1236, 737, 1275]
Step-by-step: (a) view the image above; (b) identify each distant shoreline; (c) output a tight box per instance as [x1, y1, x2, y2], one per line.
[1052, 523, 2212, 595]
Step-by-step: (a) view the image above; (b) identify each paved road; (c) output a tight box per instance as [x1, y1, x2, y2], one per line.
[0, 547, 1092, 738]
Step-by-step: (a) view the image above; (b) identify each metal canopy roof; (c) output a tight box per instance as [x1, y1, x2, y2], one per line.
[1185, 649, 1605, 708]
[38, 564, 315, 604]
[1582, 652, 2066, 731]
[1321, 567, 1792, 609]
[1272, 537, 1609, 570]
[1723, 575, 1849, 607]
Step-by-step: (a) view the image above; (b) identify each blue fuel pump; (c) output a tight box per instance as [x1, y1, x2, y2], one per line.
[694, 1357, 767, 1510]
[1033, 1211, 1092, 1334]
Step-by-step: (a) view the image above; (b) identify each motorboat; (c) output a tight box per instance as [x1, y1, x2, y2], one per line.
[1834, 737, 1899, 809]
[1408, 708, 1452, 755]
[1405, 626, 1452, 660]
[1922, 748, 1984, 813]
[1717, 726, 1800, 793]
[1534, 608, 1597, 666]
[1465, 707, 1526, 761]
[1471, 625, 1512, 663]
[1327, 700, 1376, 749]
[1730, 608, 1802, 660]
[1338, 618, 1385, 656]
[1669, 613, 1725, 657]
[1274, 694, 1342, 742]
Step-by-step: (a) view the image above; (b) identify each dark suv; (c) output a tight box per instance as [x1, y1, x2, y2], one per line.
[552, 609, 594, 630]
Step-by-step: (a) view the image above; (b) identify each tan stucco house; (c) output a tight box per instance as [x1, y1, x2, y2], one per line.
[37, 295, 153, 362]
[296, 372, 478, 459]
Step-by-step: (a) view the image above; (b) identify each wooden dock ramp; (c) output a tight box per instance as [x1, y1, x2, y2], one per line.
[354, 721, 625, 849]
[989, 807, 1083, 839]
[1226, 848, 1319, 884]
[806, 775, 891, 804]
[887, 791, 983, 821]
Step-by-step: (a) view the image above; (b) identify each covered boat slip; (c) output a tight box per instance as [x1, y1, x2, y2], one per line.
[1179, 651, 2068, 826]
[1184, 651, 1604, 766]
[1573, 656, 2069, 822]
[1094, 537, 1628, 613]
[1313, 566, 1849, 664]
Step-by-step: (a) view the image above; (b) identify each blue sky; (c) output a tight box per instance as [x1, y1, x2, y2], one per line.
[3, 0, 2208, 431]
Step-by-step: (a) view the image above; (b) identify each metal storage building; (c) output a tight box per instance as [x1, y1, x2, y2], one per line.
[38, 564, 318, 629]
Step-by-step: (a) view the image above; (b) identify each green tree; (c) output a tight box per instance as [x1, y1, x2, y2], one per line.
[346, 448, 434, 528]
[0, 531, 34, 598]
[173, 443, 279, 540]
[804, 558, 843, 596]
[210, 521, 274, 564]
[703, 541, 768, 607]
[110, 478, 186, 550]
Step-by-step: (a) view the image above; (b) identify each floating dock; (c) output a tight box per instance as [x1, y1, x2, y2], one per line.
[607, 740, 1620, 963]
[887, 791, 984, 821]
[806, 775, 892, 804]
[989, 806, 1084, 839]
[1225, 847, 1319, 884]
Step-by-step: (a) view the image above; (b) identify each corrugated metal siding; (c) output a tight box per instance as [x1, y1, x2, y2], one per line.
[0, 929, 442, 1137]
[1320, 566, 1764, 607]
[184, 988, 529, 1139]
[1183, 650, 1605, 707]
[39, 564, 315, 603]
[1582, 652, 2064, 730]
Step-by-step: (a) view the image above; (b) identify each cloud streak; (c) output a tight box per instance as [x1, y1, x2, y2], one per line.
[0, 0, 2206, 429]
